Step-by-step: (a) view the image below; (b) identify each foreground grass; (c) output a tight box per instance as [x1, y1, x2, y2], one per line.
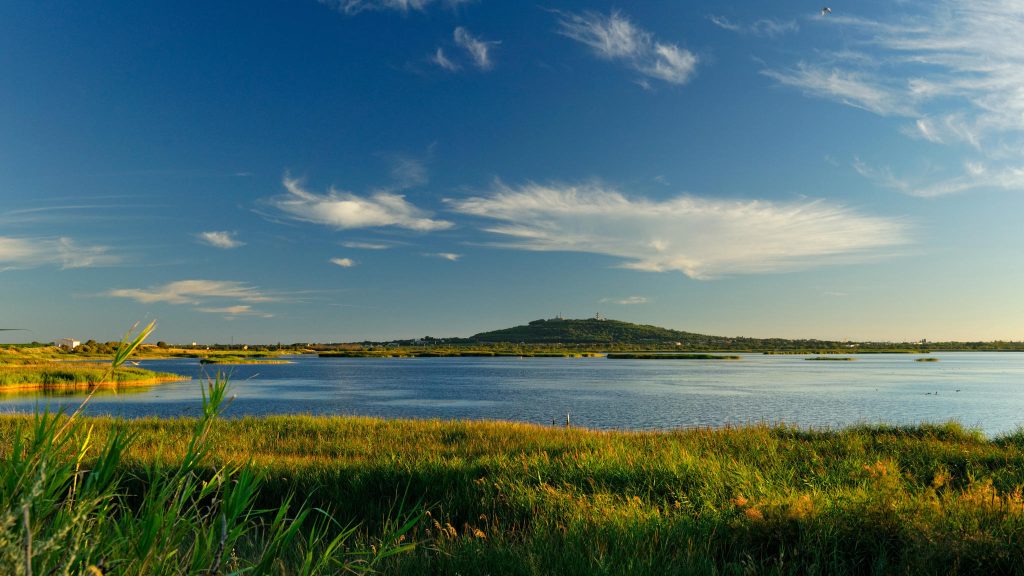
[0, 323, 415, 575]
[2, 416, 1023, 575]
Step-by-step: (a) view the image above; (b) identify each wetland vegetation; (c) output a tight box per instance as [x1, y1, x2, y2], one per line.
[3, 413, 1024, 574]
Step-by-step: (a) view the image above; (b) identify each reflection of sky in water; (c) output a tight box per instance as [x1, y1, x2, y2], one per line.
[1, 353, 1023, 436]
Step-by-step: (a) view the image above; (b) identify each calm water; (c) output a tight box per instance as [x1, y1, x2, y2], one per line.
[1, 353, 1022, 436]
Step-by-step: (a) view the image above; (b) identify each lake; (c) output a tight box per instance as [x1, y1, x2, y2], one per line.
[1, 352, 1022, 436]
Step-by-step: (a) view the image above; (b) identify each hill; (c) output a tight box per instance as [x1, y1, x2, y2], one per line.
[468, 317, 766, 348]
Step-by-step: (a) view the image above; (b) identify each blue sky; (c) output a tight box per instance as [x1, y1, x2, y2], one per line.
[3, 0, 1024, 343]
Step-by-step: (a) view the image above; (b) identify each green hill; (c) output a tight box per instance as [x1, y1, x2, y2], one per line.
[468, 318, 758, 347]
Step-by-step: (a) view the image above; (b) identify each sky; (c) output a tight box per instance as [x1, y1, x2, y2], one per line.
[3, 0, 1024, 344]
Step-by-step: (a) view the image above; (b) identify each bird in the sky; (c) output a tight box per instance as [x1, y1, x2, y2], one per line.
[821, 7, 832, 16]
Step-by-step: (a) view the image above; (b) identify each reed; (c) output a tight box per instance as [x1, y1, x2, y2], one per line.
[0, 322, 416, 575]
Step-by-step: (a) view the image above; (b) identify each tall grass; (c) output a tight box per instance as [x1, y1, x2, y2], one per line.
[0, 322, 417, 575]
[2, 416, 1023, 574]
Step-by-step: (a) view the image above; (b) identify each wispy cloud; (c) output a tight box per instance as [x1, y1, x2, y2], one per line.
[0, 236, 119, 270]
[709, 15, 798, 37]
[764, 0, 1024, 195]
[431, 47, 460, 71]
[343, 241, 391, 250]
[330, 257, 356, 267]
[320, 0, 445, 15]
[270, 176, 452, 231]
[195, 305, 273, 318]
[449, 182, 910, 279]
[107, 279, 273, 305]
[389, 156, 429, 189]
[761, 64, 913, 117]
[556, 10, 698, 85]
[427, 252, 461, 261]
[453, 27, 497, 70]
[601, 296, 649, 305]
[196, 231, 244, 249]
[853, 157, 1024, 198]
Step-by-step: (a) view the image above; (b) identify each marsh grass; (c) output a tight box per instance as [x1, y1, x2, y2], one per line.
[198, 357, 293, 365]
[3, 414, 1022, 574]
[0, 365, 186, 390]
[0, 322, 417, 575]
[606, 353, 741, 360]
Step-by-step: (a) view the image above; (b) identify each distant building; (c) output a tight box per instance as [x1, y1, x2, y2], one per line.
[58, 338, 81, 349]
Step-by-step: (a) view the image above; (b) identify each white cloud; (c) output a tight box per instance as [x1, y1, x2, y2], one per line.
[854, 157, 1024, 198]
[761, 64, 913, 117]
[320, 0, 430, 15]
[453, 27, 497, 70]
[196, 231, 244, 249]
[431, 47, 460, 71]
[557, 10, 698, 86]
[107, 280, 273, 305]
[709, 15, 798, 38]
[195, 305, 273, 318]
[343, 241, 391, 250]
[0, 236, 119, 270]
[449, 182, 910, 279]
[331, 257, 356, 267]
[271, 176, 452, 231]
[602, 296, 649, 305]
[428, 252, 461, 261]
[765, 1, 1024, 195]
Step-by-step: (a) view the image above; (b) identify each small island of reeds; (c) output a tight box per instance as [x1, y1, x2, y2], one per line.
[806, 356, 857, 361]
[318, 350, 605, 358]
[198, 356, 293, 365]
[916, 357, 940, 362]
[605, 353, 741, 360]
[0, 363, 187, 393]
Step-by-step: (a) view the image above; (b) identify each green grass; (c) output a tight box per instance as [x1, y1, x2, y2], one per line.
[0, 364, 187, 389]
[606, 353, 741, 360]
[4, 414, 1020, 574]
[0, 322, 415, 575]
[198, 356, 293, 365]
[318, 350, 604, 358]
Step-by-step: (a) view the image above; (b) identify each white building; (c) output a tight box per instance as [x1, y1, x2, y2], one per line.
[58, 338, 81, 349]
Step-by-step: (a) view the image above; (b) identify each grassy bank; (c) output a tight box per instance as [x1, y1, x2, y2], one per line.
[3, 414, 1024, 574]
[198, 356, 293, 365]
[318, 350, 605, 358]
[606, 353, 741, 360]
[0, 364, 187, 392]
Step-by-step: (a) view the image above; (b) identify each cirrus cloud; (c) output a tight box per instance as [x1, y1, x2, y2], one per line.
[0, 236, 119, 271]
[763, 0, 1024, 196]
[449, 182, 910, 279]
[270, 176, 452, 232]
[556, 10, 698, 86]
[107, 279, 273, 305]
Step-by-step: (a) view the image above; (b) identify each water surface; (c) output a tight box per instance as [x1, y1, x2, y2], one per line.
[1, 353, 1021, 436]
